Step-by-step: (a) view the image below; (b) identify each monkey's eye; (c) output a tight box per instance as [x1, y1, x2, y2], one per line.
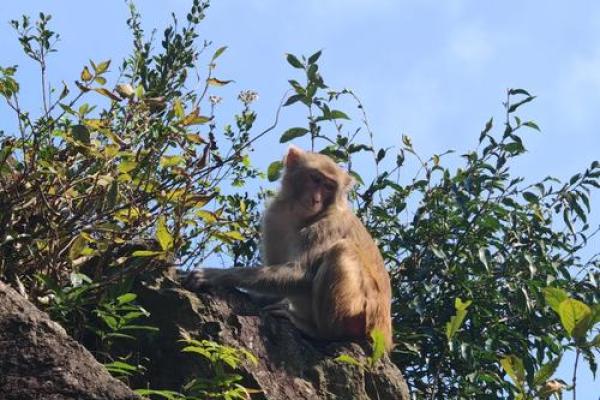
[323, 180, 336, 192]
[310, 173, 322, 184]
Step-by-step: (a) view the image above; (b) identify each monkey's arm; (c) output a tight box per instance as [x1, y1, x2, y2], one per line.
[184, 263, 312, 296]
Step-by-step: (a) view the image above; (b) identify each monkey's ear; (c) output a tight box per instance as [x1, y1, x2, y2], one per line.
[284, 145, 304, 168]
[343, 173, 356, 190]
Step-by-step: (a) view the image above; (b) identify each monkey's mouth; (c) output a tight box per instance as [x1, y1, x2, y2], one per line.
[300, 201, 321, 215]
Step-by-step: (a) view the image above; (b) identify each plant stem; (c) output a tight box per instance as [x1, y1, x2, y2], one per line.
[572, 348, 580, 400]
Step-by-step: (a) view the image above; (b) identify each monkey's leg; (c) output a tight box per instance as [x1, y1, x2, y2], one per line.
[312, 240, 367, 340]
[267, 307, 319, 339]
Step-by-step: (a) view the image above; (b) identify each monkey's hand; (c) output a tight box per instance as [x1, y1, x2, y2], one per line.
[262, 299, 290, 314]
[183, 268, 233, 290]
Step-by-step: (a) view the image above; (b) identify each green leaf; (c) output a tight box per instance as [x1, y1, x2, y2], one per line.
[558, 298, 591, 338]
[280, 127, 309, 143]
[335, 354, 362, 368]
[317, 109, 350, 122]
[589, 333, 600, 348]
[69, 234, 87, 261]
[131, 250, 164, 257]
[308, 49, 322, 64]
[479, 117, 493, 142]
[370, 329, 386, 364]
[478, 248, 489, 271]
[156, 217, 174, 251]
[522, 121, 540, 131]
[71, 124, 90, 145]
[283, 94, 305, 107]
[523, 192, 538, 203]
[543, 287, 569, 314]
[573, 313, 593, 340]
[118, 160, 137, 174]
[348, 170, 364, 186]
[591, 304, 600, 325]
[329, 110, 350, 120]
[505, 142, 525, 154]
[500, 355, 525, 387]
[95, 59, 111, 74]
[117, 293, 137, 305]
[455, 298, 472, 311]
[533, 357, 561, 386]
[134, 389, 184, 400]
[211, 46, 228, 61]
[267, 161, 283, 182]
[445, 310, 467, 341]
[508, 96, 536, 113]
[285, 53, 304, 69]
[508, 88, 531, 96]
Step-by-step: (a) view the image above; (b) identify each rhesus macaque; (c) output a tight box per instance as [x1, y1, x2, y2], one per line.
[184, 145, 393, 350]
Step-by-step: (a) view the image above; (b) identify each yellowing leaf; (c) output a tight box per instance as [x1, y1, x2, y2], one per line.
[95, 59, 111, 74]
[558, 298, 591, 338]
[84, 119, 106, 130]
[69, 234, 88, 261]
[543, 287, 569, 314]
[163, 189, 186, 202]
[114, 207, 141, 223]
[156, 217, 174, 251]
[173, 98, 185, 118]
[94, 88, 121, 102]
[215, 231, 244, 243]
[81, 66, 93, 82]
[181, 108, 211, 126]
[500, 355, 525, 388]
[104, 144, 120, 159]
[196, 210, 217, 223]
[185, 133, 206, 144]
[207, 77, 233, 86]
[160, 155, 185, 168]
[118, 160, 137, 174]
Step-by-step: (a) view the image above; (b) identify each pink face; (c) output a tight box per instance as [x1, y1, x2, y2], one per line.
[298, 170, 337, 217]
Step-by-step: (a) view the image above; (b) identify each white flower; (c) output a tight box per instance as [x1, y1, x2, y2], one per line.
[238, 90, 259, 105]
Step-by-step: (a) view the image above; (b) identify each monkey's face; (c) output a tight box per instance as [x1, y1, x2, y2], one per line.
[281, 145, 353, 220]
[294, 169, 337, 218]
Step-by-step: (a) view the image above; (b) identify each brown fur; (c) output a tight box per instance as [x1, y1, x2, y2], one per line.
[185, 146, 393, 350]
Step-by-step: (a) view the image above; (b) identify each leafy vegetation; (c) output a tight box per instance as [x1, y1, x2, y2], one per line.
[0, 2, 598, 399]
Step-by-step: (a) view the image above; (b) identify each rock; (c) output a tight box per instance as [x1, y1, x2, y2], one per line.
[133, 274, 410, 400]
[0, 281, 140, 400]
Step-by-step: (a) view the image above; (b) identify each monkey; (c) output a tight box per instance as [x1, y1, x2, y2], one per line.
[184, 145, 393, 350]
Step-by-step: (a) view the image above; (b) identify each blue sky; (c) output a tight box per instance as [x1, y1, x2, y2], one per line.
[1, 0, 598, 395]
